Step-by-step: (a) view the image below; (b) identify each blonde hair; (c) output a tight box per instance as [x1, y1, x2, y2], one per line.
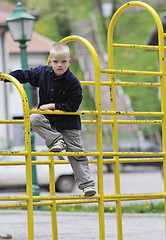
[50, 42, 70, 58]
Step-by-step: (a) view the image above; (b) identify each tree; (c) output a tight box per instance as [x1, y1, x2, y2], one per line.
[95, 0, 108, 39]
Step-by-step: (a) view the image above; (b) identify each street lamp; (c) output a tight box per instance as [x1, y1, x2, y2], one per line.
[6, 2, 40, 198]
[6, 2, 35, 70]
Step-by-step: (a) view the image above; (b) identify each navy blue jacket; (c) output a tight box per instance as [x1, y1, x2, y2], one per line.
[9, 66, 82, 130]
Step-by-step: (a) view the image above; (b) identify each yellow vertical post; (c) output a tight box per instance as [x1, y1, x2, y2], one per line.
[107, 8, 123, 240]
[24, 109, 34, 240]
[107, 1, 166, 239]
[2, 74, 35, 239]
[46, 49, 58, 240]
[157, 14, 166, 240]
[49, 154, 58, 240]
[93, 45, 105, 240]
[21, 82, 34, 240]
[60, 35, 105, 239]
[46, 53, 58, 239]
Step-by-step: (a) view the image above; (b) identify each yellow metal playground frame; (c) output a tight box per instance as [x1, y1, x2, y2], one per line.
[0, 1, 166, 239]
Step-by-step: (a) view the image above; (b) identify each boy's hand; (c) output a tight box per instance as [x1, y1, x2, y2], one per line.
[39, 104, 55, 111]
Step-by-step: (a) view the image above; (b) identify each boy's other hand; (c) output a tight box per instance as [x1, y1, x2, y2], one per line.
[39, 103, 55, 111]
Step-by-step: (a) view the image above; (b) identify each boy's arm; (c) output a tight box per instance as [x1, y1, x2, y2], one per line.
[0, 67, 40, 87]
[9, 68, 39, 87]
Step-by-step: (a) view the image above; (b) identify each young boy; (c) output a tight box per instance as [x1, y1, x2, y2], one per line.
[1, 42, 96, 196]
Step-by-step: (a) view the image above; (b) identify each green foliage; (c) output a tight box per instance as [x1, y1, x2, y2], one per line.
[61, 0, 94, 20]
[24, 0, 54, 15]
[27, 0, 94, 42]
[34, 15, 60, 41]
[24, 0, 94, 20]
[54, 0, 71, 38]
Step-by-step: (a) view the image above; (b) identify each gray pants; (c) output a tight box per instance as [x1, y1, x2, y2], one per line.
[30, 114, 95, 190]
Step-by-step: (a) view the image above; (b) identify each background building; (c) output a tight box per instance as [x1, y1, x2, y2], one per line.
[0, 2, 53, 148]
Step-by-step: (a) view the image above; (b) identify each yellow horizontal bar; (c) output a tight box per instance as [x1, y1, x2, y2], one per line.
[0, 157, 161, 166]
[0, 161, 26, 166]
[34, 159, 97, 165]
[33, 194, 100, 201]
[2, 194, 164, 207]
[30, 109, 163, 118]
[104, 192, 166, 200]
[0, 200, 97, 208]
[103, 152, 164, 157]
[82, 119, 161, 125]
[104, 195, 164, 202]
[0, 151, 28, 156]
[0, 196, 29, 201]
[80, 81, 160, 87]
[0, 203, 27, 208]
[0, 201, 52, 209]
[104, 196, 161, 202]
[101, 69, 162, 76]
[30, 109, 98, 115]
[102, 120, 161, 124]
[119, 157, 163, 163]
[33, 193, 166, 204]
[102, 157, 162, 164]
[80, 81, 95, 85]
[31, 151, 100, 157]
[164, 33, 166, 38]
[115, 81, 160, 87]
[103, 157, 162, 163]
[0, 119, 162, 129]
[33, 160, 69, 165]
[101, 81, 160, 87]
[0, 120, 24, 124]
[102, 111, 163, 116]
[33, 160, 97, 166]
[81, 120, 96, 124]
[113, 43, 161, 50]
[117, 120, 161, 124]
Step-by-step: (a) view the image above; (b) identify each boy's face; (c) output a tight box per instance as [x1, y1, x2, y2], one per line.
[49, 51, 71, 76]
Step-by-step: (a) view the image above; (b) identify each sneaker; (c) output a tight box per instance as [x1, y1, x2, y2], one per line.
[83, 186, 96, 196]
[50, 140, 66, 152]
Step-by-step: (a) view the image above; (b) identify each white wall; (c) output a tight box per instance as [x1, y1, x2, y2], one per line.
[0, 35, 50, 148]
[0, 27, 10, 148]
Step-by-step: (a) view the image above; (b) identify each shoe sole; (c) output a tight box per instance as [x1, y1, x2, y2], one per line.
[84, 190, 96, 196]
[50, 147, 66, 152]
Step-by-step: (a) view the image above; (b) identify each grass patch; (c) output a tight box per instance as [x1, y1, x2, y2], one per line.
[39, 201, 165, 214]
[5, 201, 165, 214]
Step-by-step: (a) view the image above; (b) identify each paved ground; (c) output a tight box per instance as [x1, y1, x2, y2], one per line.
[0, 210, 165, 240]
[0, 166, 164, 239]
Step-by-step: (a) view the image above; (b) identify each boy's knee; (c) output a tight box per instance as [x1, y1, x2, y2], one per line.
[30, 114, 39, 126]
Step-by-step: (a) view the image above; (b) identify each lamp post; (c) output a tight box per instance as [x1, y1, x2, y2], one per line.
[6, 2, 40, 198]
